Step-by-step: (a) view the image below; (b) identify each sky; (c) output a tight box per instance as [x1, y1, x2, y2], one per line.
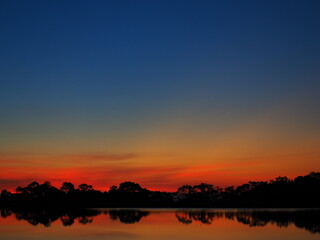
[0, 0, 320, 192]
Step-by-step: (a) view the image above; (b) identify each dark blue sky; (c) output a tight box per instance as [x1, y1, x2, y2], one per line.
[0, 0, 320, 189]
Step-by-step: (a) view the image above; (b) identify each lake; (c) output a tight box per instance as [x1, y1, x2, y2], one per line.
[0, 209, 319, 240]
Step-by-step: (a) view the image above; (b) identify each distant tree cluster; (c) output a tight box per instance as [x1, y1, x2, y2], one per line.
[1, 172, 320, 207]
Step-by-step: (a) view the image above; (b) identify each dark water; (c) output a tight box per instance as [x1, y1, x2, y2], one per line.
[1, 208, 319, 240]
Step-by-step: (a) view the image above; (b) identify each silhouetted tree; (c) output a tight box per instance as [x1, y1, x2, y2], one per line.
[118, 181, 144, 193]
[109, 185, 118, 192]
[78, 184, 93, 191]
[1, 172, 320, 208]
[193, 183, 215, 193]
[60, 182, 75, 193]
[1, 189, 11, 198]
[177, 185, 193, 195]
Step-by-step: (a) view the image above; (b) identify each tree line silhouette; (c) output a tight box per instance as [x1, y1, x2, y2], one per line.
[1, 172, 320, 207]
[1, 208, 320, 234]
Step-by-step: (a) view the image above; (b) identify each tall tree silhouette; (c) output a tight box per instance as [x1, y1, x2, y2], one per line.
[1, 172, 320, 208]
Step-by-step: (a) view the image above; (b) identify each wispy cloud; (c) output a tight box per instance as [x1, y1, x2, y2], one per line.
[63, 153, 138, 162]
[0, 152, 139, 167]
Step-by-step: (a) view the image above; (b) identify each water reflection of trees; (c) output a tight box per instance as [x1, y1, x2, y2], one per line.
[175, 211, 223, 224]
[175, 210, 320, 234]
[109, 210, 150, 224]
[1, 208, 102, 227]
[0, 209, 149, 227]
[231, 210, 320, 234]
[1, 209, 319, 234]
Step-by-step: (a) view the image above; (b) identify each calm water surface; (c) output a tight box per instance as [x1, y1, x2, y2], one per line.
[0, 209, 319, 240]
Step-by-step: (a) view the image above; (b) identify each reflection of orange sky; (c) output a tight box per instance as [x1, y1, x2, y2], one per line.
[0, 210, 316, 240]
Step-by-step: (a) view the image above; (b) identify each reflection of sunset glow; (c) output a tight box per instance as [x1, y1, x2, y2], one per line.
[1, 210, 319, 239]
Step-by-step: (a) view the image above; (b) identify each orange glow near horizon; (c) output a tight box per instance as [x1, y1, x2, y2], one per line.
[1, 90, 320, 193]
[1, 152, 319, 192]
[1, 118, 320, 192]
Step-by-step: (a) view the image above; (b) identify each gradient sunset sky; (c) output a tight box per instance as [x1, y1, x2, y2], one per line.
[0, 0, 319, 191]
